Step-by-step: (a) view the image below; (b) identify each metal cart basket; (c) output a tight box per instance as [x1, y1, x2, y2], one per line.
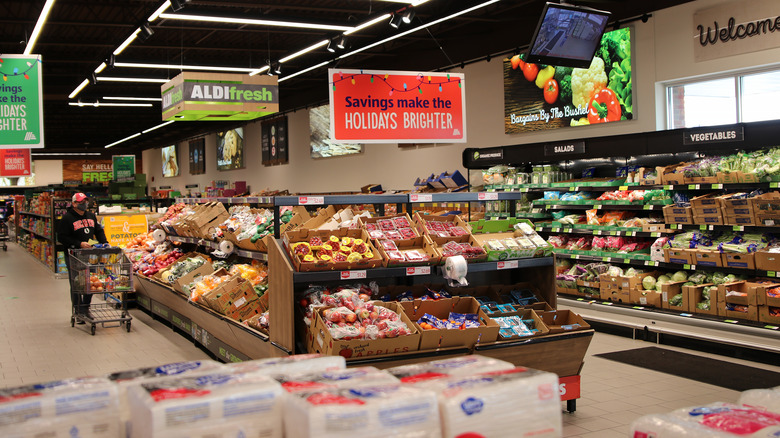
[68, 247, 133, 335]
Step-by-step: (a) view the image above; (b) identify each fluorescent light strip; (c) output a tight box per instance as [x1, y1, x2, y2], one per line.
[159, 12, 352, 31]
[32, 153, 102, 156]
[114, 29, 141, 55]
[142, 120, 174, 134]
[69, 102, 154, 107]
[97, 76, 169, 83]
[148, 0, 171, 22]
[94, 62, 107, 74]
[344, 14, 391, 35]
[281, 0, 499, 82]
[248, 66, 271, 77]
[105, 132, 141, 149]
[114, 61, 255, 73]
[279, 40, 329, 63]
[339, 0, 499, 61]
[68, 79, 90, 99]
[103, 96, 162, 102]
[24, 0, 57, 55]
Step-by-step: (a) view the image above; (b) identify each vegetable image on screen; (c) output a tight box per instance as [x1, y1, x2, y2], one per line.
[216, 127, 244, 170]
[161, 145, 179, 178]
[309, 104, 362, 158]
[504, 27, 632, 133]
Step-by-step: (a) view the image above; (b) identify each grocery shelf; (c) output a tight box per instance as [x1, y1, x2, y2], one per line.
[536, 203, 667, 211]
[535, 226, 674, 238]
[19, 226, 51, 240]
[17, 242, 55, 272]
[275, 194, 410, 206]
[289, 257, 554, 283]
[486, 182, 780, 193]
[176, 197, 274, 205]
[18, 211, 50, 219]
[669, 223, 780, 232]
[167, 235, 269, 261]
[558, 297, 780, 354]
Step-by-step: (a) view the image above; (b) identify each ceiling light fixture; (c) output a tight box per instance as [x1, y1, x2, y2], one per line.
[148, 0, 171, 21]
[96, 76, 169, 83]
[114, 61, 256, 73]
[247, 66, 271, 77]
[138, 22, 155, 42]
[402, 8, 416, 24]
[389, 13, 403, 29]
[90, 72, 98, 85]
[279, 40, 329, 63]
[68, 79, 90, 99]
[158, 12, 352, 32]
[169, 0, 190, 13]
[142, 120, 174, 134]
[69, 102, 154, 107]
[24, 0, 57, 55]
[103, 96, 162, 101]
[336, 36, 347, 50]
[113, 29, 141, 55]
[271, 62, 282, 75]
[326, 39, 336, 53]
[105, 132, 142, 149]
[94, 62, 107, 74]
[344, 14, 391, 35]
[107, 54, 115, 68]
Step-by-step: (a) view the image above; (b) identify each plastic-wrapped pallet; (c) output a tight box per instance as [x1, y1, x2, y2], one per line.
[630, 403, 780, 437]
[224, 353, 345, 377]
[739, 386, 780, 413]
[107, 359, 224, 437]
[387, 354, 515, 383]
[277, 366, 399, 392]
[0, 377, 120, 438]
[411, 367, 562, 438]
[284, 384, 441, 438]
[127, 368, 284, 438]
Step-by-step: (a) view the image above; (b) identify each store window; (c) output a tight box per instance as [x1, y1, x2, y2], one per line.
[667, 69, 780, 128]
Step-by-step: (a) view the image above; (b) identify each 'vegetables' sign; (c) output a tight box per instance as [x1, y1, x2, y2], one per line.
[329, 69, 466, 143]
[0, 149, 30, 176]
[0, 55, 44, 148]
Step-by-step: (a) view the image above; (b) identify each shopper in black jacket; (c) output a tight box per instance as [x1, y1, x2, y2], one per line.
[57, 193, 108, 320]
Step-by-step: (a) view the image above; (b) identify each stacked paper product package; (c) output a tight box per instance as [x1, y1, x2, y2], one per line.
[631, 385, 780, 437]
[0, 376, 120, 438]
[387, 355, 563, 438]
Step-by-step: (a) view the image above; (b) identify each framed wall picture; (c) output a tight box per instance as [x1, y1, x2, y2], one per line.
[189, 138, 205, 175]
[161, 145, 179, 177]
[216, 127, 245, 170]
[309, 104, 362, 158]
[261, 116, 289, 165]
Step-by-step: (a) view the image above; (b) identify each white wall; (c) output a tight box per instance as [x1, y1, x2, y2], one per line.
[142, 0, 778, 194]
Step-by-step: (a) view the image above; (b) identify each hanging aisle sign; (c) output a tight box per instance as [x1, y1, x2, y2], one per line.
[328, 69, 466, 143]
[0, 149, 31, 176]
[112, 155, 136, 182]
[161, 72, 279, 122]
[0, 55, 44, 148]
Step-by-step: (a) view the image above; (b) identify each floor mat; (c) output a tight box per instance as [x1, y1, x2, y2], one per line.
[594, 346, 780, 392]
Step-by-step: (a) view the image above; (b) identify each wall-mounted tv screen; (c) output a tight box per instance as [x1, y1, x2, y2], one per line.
[161, 145, 179, 178]
[216, 127, 244, 170]
[309, 104, 362, 158]
[526, 2, 610, 69]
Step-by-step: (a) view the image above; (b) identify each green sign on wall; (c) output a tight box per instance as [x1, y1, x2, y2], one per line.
[112, 155, 135, 182]
[0, 55, 44, 148]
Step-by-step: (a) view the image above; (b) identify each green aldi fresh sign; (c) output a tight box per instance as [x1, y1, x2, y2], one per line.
[0, 55, 43, 148]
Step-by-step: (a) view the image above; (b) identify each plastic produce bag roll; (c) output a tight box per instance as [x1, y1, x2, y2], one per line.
[284, 384, 441, 438]
[127, 369, 284, 438]
[412, 367, 562, 438]
[0, 377, 120, 438]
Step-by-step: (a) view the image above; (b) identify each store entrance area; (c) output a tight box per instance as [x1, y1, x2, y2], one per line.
[1, 241, 778, 436]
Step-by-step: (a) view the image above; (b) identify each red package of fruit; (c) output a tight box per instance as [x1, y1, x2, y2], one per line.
[322, 306, 357, 324]
[332, 252, 348, 262]
[386, 250, 406, 261]
[384, 230, 403, 240]
[380, 240, 398, 251]
[403, 250, 429, 262]
[377, 219, 396, 231]
[398, 227, 416, 239]
[309, 236, 323, 249]
[352, 239, 368, 254]
[449, 226, 469, 236]
[292, 242, 311, 257]
[368, 230, 385, 239]
[365, 223, 379, 232]
[392, 216, 411, 228]
[427, 221, 446, 232]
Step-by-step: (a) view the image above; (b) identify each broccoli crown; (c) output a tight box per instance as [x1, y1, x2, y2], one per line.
[559, 75, 572, 103]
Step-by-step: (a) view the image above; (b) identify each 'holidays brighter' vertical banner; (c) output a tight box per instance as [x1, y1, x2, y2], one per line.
[328, 69, 466, 143]
[0, 55, 44, 148]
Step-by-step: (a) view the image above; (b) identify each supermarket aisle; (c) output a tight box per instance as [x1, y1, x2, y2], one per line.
[0, 242, 208, 387]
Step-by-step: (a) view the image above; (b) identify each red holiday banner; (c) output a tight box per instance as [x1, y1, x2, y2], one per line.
[328, 69, 466, 143]
[0, 149, 31, 177]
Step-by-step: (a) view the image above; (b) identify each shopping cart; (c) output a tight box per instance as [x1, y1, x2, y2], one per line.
[68, 247, 133, 335]
[0, 221, 8, 251]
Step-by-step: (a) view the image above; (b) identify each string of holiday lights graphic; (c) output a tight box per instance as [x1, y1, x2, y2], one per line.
[0, 57, 42, 81]
[331, 71, 461, 95]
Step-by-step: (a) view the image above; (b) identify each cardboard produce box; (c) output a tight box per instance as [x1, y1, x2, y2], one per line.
[283, 228, 383, 272]
[692, 206, 722, 216]
[629, 289, 663, 307]
[400, 296, 499, 350]
[754, 281, 780, 307]
[663, 205, 693, 224]
[494, 309, 550, 340]
[722, 252, 755, 270]
[724, 215, 756, 226]
[602, 288, 630, 304]
[413, 212, 471, 246]
[599, 270, 659, 291]
[717, 281, 759, 320]
[373, 235, 441, 267]
[308, 301, 420, 359]
[684, 284, 718, 316]
[692, 249, 724, 267]
[665, 247, 694, 265]
[226, 299, 263, 323]
[185, 202, 229, 238]
[693, 213, 725, 226]
[754, 251, 780, 271]
[661, 281, 689, 312]
[690, 192, 723, 208]
[758, 305, 780, 325]
[202, 274, 256, 314]
[174, 260, 214, 295]
[541, 310, 590, 334]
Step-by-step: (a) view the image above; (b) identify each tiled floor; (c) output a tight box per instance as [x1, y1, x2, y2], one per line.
[2, 242, 779, 437]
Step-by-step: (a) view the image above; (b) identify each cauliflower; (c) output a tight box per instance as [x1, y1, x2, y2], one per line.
[571, 57, 607, 109]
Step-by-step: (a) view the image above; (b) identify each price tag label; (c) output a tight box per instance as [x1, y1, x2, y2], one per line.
[246, 197, 259, 203]
[535, 227, 543, 232]
[671, 224, 679, 229]
[410, 194, 433, 202]
[643, 205, 652, 210]
[733, 226, 744, 231]
[552, 228, 561, 233]
[406, 266, 431, 276]
[683, 264, 691, 270]
[497, 260, 519, 270]
[602, 257, 611, 262]
[619, 185, 628, 191]
[712, 184, 723, 189]
[298, 196, 325, 205]
[593, 230, 601, 235]
[562, 228, 572, 233]
[576, 298, 585, 301]
[724, 319, 738, 324]
[651, 232, 660, 237]
[687, 184, 700, 190]
[568, 186, 576, 191]
[520, 188, 529, 193]
[771, 182, 780, 189]
[700, 225, 707, 231]
[632, 306, 644, 310]
[764, 325, 779, 330]
[478, 192, 499, 201]
[603, 302, 614, 306]
[768, 271, 777, 278]
[572, 255, 580, 259]
[594, 204, 602, 210]
[609, 231, 617, 236]
[664, 185, 673, 190]
[680, 313, 692, 317]
[340, 270, 367, 280]
[623, 258, 630, 264]
[628, 231, 636, 237]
